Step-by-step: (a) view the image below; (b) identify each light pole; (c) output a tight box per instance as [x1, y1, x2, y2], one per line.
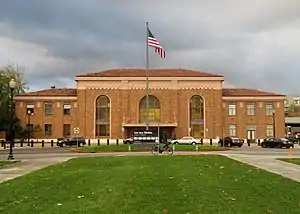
[27, 110, 32, 146]
[7, 78, 16, 160]
[272, 109, 276, 138]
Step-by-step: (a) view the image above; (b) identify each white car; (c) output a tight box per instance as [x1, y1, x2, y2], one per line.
[171, 136, 199, 145]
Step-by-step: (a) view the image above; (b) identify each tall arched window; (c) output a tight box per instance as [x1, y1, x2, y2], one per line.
[139, 95, 161, 123]
[189, 95, 204, 138]
[95, 95, 110, 137]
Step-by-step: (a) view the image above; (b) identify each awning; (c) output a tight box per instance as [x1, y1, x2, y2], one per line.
[122, 123, 178, 127]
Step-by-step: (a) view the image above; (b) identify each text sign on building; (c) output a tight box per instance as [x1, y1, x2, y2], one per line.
[74, 127, 80, 135]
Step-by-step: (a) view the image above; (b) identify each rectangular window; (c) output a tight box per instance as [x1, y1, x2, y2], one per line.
[44, 102, 53, 116]
[96, 124, 110, 137]
[63, 103, 71, 115]
[26, 103, 34, 115]
[228, 103, 236, 116]
[44, 124, 52, 136]
[246, 103, 255, 116]
[229, 124, 236, 137]
[265, 103, 274, 116]
[63, 124, 71, 137]
[266, 125, 274, 137]
[294, 100, 300, 105]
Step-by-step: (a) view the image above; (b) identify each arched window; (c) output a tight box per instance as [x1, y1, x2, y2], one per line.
[189, 95, 204, 138]
[139, 95, 161, 123]
[95, 95, 110, 137]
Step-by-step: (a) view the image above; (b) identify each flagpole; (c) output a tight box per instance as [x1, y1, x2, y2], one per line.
[145, 21, 149, 131]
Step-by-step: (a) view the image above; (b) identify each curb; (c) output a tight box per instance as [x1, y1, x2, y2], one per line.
[71, 149, 230, 154]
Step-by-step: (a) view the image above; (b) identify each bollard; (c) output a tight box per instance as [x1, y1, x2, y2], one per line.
[97, 139, 100, 146]
[200, 139, 203, 145]
[116, 139, 119, 145]
[195, 144, 199, 152]
[20, 141, 23, 147]
[31, 140, 34, 147]
[247, 139, 250, 146]
[107, 139, 109, 145]
[1, 140, 3, 147]
[210, 139, 213, 146]
[88, 139, 91, 146]
[289, 147, 292, 158]
[51, 140, 54, 147]
[42, 140, 45, 147]
[4, 141, 6, 149]
[128, 144, 131, 152]
[257, 139, 260, 146]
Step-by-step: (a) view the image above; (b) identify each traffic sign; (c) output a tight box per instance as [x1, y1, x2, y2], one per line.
[74, 127, 80, 134]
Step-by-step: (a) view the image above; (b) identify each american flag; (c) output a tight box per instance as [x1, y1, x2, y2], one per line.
[147, 27, 166, 58]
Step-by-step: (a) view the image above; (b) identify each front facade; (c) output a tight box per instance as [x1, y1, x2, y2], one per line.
[10, 68, 286, 140]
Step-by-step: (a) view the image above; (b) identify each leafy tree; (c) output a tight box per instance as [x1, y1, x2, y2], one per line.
[0, 62, 28, 140]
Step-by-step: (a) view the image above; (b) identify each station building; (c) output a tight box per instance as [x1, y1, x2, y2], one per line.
[8, 68, 286, 140]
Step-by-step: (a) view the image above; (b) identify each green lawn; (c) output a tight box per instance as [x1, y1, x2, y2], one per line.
[0, 155, 300, 214]
[278, 158, 300, 165]
[74, 144, 229, 152]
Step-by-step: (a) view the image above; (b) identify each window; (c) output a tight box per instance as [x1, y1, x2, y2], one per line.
[44, 124, 52, 136]
[26, 103, 34, 115]
[189, 95, 204, 138]
[95, 96, 110, 137]
[265, 103, 274, 116]
[63, 124, 71, 137]
[63, 103, 71, 115]
[228, 103, 236, 116]
[139, 95, 161, 123]
[44, 102, 53, 116]
[266, 125, 274, 137]
[246, 103, 255, 116]
[294, 100, 300, 105]
[229, 124, 236, 137]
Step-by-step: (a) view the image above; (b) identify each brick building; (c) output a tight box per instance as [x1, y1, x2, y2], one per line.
[9, 68, 285, 140]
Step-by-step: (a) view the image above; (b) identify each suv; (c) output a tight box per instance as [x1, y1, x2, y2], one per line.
[218, 137, 244, 147]
[57, 137, 86, 147]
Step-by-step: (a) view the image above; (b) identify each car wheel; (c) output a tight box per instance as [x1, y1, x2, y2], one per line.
[79, 142, 83, 147]
[238, 145, 242, 148]
[261, 143, 266, 148]
[174, 141, 178, 144]
[191, 142, 196, 145]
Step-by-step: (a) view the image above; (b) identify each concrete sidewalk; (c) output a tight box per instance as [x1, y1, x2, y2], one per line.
[0, 157, 72, 184]
[224, 154, 300, 182]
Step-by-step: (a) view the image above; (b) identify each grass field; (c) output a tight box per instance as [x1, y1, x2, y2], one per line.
[278, 158, 300, 165]
[0, 155, 300, 214]
[74, 144, 229, 152]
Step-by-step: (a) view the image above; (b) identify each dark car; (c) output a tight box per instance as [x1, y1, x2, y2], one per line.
[218, 137, 244, 147]
[261, 138, 294, 149]
[57, 137, 86, 147]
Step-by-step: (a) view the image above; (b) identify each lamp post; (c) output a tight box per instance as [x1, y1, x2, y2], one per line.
[7, 78, 16, 160]
[272, 109, 276, 138]
[27, 110, 32, 146]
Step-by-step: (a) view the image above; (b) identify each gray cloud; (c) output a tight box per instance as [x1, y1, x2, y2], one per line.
[0, 0, 300, 94]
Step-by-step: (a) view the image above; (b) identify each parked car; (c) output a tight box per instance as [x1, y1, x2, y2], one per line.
[123, 137, 133, 144]
[261, 138, 294, 149]
[170, 136, 200, 145]
[57, 137, 86, 147]
[218, 137, 244, 147]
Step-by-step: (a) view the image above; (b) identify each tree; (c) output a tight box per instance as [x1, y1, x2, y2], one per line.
[0, 62, 28, 140]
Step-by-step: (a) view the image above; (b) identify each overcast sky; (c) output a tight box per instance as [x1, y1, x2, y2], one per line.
[0, 0, 300, 94]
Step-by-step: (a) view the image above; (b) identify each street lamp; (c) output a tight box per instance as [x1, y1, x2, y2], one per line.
[272, 109, 276, 138]
[7, 78, 16, 160]
[27, 110, 32, 146]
